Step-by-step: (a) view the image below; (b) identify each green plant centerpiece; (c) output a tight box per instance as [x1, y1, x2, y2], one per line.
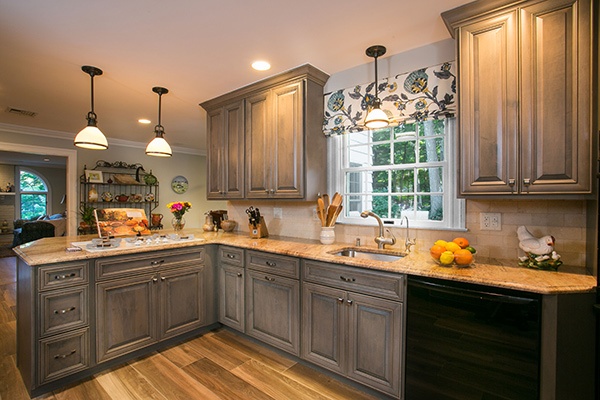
[80, 205, 96, 231]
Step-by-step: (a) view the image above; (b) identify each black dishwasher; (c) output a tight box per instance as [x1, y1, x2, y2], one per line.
[405, 276, 541, 400]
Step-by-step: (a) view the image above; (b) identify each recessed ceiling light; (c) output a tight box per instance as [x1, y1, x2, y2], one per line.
[252, 61, 271, 71]
[138, 119, 151, 124]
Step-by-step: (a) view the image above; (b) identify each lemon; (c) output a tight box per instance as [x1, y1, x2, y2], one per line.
[434, 239, 448, 247]
[439, 251, 454, 265]
[445, 242, 461, 253]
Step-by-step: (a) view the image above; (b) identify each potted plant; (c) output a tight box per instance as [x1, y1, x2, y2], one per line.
[80, 206, 96, 232]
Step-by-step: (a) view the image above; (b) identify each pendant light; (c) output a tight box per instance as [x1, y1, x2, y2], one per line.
[145, 87, 172, 157]
[74, 66, 108, 149]
[364, 45, 390, 129]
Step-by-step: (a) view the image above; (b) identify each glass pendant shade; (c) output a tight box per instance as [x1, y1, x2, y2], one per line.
[75, 66, 108, 150]
[364, 45, 390, 129]
[146, 86, 172, 157]
[145, 134, 172, 157]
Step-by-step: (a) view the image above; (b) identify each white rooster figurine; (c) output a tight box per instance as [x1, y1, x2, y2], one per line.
[517, 226, 554, 255]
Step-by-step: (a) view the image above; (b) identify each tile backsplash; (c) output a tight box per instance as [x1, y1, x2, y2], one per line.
[225, 199, 587, 269]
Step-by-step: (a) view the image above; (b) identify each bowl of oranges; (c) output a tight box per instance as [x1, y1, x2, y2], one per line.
[430, 237, 476, 268]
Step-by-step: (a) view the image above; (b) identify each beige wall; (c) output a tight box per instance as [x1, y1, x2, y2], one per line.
[226, 199, 588, 269]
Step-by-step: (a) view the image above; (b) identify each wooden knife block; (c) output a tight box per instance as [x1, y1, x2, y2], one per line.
[249, 216, 268, 238]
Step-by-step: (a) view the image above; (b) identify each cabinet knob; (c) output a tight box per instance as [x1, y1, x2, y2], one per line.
[523, 178, 531, 186]
[237, 273, 243, 277]
[346, 299, 353, 305]
[264, 276, 275, 282]
[152, 277, 158, 283]
[337, 297, 344, 303]
[270, 189, 275, 194]
[161, 277, 166, 281]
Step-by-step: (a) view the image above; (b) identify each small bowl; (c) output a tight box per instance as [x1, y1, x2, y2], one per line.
[221, 220, 237, 232]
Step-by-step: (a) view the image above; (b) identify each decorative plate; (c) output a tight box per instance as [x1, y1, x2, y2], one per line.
[171, 175, 188, 194]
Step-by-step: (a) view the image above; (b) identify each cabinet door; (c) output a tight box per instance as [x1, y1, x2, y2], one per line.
[206, 101, 245, 199]
[218, 264, 245, 331]
[458, 10, 519, 195]
[520, 0, 592, 194]
[270, 80, 304, 198]
[301, 282, 346, 374]
[159, 265, 205, 340]
[96, 274, 157, 363]
[245, 90, 272, 198]
[347, 292, 403, 398]
[245, 269, 300, 355]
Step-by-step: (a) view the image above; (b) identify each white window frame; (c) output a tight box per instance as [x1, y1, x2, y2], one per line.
[328, 118, 465, 230]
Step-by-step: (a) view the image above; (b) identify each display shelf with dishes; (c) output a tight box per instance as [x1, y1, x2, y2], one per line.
[79, 161, 160, 234]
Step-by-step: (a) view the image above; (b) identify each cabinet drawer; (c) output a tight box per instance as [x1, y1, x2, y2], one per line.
[39, 286, 88, 337]
[247, 250, 299, 278]
[39, 262, 88, 291]
[96, 247, 204, 280]
[302, 260, 405, 302]
[219, 246, 244, 267]
[38, 327, 89, 385]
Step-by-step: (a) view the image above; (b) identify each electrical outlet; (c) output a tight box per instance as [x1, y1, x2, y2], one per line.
[273, 207, 283, 219]
[480, 212, 501, 231]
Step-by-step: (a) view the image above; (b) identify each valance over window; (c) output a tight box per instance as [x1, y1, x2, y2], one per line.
[323, 61, 456, 136]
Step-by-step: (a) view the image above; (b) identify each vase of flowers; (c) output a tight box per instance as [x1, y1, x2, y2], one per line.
[167, 201, 191, 232]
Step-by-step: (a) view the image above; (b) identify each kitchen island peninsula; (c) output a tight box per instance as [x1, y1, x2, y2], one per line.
[14, 231, 596, 398]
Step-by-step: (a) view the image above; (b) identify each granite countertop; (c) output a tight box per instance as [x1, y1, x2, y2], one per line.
[13, 229, 597, 294]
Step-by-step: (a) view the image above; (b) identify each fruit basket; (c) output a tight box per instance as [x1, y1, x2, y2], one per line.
[430, 238, 476, 268]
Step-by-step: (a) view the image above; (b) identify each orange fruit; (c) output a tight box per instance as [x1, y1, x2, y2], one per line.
[453, 237, 469, 249]
[430, 244, 445, 260]
[454, 249, 474, 265]
[445, 241, 461, 253]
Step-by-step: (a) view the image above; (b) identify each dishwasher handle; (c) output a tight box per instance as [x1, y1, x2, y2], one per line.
[409, 278, 539, 305]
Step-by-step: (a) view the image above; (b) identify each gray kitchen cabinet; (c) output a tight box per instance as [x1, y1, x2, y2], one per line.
[205, 100, 245, 199]
[245, 250, 300, 355]
[302, 260, 404, 398]
[96, 247, 206, 363]
[218, 246, 245, 331]
[442, 0, 593, 196]
[200, 64, 329, 200]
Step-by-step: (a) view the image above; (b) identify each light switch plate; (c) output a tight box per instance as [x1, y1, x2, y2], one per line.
[273, 207, 283, 219]
[480, 212, 501, 231]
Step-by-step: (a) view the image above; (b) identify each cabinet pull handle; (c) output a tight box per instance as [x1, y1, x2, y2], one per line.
[54, 306, 76, 314]
[337, 297, 344, 303]
[265, 276, 275, 282]
[340, 275, 356, 282]
[54, 349, 76, 359]
[226, 254, 236, 259]
[237, 273, 243, 277]
[346, 299, 353, 305]
[54, 272, 76, 280]
[265, 261, 277, 267]
[150, 260, 164, 266]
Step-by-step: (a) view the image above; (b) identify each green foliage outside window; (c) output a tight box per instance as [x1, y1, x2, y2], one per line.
[20, 171, 48, 220]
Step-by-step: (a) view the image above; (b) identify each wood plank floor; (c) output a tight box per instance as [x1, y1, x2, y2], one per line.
[0, 256, 384, 400]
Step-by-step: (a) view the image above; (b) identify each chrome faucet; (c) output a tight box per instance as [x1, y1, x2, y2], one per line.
[360, 210, 396, 249]
[400, 216, 417, 253]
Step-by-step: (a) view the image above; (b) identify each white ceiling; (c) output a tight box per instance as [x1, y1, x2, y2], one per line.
[0, 0, 471, 154]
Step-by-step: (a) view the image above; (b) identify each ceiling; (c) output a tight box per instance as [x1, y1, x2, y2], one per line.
[0, 0, 470, 154]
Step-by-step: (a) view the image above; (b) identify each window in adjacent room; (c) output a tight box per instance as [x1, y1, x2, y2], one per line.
[330, 117, 464, 229]
[19, 169, 49, 219]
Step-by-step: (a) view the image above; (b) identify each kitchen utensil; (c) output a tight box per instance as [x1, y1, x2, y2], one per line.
[317, 198, 326, 226]
[322, 194, 330, 211]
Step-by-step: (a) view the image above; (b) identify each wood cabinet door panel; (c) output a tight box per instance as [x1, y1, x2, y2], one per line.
[347, 292, 403, 397]
[245, 270, 299, 355]
[96, 275, 157, 363]
[245, 91, 271, 198]
[159, 266, 205, 340]
[218, 264, 245, 331]
[206, 108, 224, 198]
[458, 10, 519, 195]
[271, 81, 304, 198]
[301, 282, 346, 374]
[224, 101, 245, 198]
[520, 0, 591, 193]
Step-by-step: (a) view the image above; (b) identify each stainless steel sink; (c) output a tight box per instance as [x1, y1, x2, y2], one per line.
[330, 247, 406, 262]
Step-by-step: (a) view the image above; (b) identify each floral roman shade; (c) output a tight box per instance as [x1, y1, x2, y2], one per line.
[323, 61, 456, 136]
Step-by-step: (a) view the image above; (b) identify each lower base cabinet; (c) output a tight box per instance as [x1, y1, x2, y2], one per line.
[218, 246, 245, 331]
[301, 260, 405, 399]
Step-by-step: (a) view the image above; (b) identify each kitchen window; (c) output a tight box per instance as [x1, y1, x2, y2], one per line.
[18, 169, 49, 220]
[329, 117, 464, 229]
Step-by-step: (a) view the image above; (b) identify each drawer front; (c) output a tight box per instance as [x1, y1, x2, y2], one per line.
[39, 262, 88, 291]
[247, 250, 299, 279]
[96, 247, 205, 280]
[38, 327, 89, 385]
[302, 260, 405, 302]
[219, 246, 244, 267]
[39, 287, 88, 337]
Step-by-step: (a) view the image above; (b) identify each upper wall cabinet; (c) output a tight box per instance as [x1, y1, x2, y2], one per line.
[200, 65, 329, 200]
[442, 0, 593, 196]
